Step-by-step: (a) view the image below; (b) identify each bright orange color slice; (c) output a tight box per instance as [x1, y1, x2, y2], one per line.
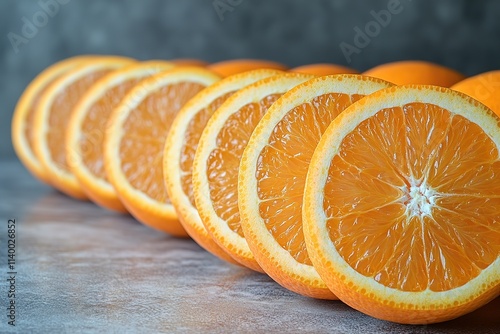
[363, 60, 465, 87]
[291, 63, 359, 76]
[33, 56, 136, 199]
[192, 73, 314, 272]
[303, 85, 500, 324]
[239, 75, 393, 299]
[164, 69, 284, 264]
[207, 59, 288, 78]
[451, 70, 500, 117]
[104, 67, 220, 235]
[12, 55, 95, 184]
[66, 61, 176, 212]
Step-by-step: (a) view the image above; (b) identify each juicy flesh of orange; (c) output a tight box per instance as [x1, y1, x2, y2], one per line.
[256, 93, 364, 265]
[25, 76, 63, 158]
[207, 94, 282, 236]
[180, 91, 236, 206]
[324, 102, 500, 292]
[81, 78, 141, 180]
[48, 70, 111, 171]
[120, 82, 205, 203]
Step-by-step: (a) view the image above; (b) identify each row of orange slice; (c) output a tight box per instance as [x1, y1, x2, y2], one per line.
[12, 56, 500, 325]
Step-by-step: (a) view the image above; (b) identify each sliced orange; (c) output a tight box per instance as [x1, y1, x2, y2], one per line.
[451, 70, 500, 116]
[104, 67, 220, 236]
[303, 85, 500, 324]
[164, 69, 284, 264]
[12, 55, 95, 184]
[239, 75, 393, 299]
[66, 60, 176, 212]
[192, 73, 314, 272]
[207, 59, 288, 78]
[33, 56, 136, 199]
[291, 63, 359, 76]
[363, 60, 465, 87]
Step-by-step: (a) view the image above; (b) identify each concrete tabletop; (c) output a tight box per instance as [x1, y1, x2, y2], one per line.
[1, 160, 499, 333]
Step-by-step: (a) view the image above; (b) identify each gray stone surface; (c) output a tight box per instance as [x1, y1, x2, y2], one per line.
[2, 0, 500, 159]
[0, 160, 499, 333]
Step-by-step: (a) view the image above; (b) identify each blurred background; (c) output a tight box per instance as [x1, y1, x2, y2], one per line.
[2, 0, 500, 159]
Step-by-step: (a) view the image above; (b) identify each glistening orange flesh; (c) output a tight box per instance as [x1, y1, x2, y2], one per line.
[105, 67, 220, 236]
[180, 91, 236, 208]
[303, 85, 500, 324]
[239, 75, 394, 299]
[119, 82, 206, 232]
[48, 70, 113, 176]
[12, 56, 93, 184]
[208, 94, 283, 234]
[194, 73, 315, 272]
[68, 61, 175, 212]
[34, 56, 136, 199]
[255, 93, 363, 265]
[164, 69, 284, 265]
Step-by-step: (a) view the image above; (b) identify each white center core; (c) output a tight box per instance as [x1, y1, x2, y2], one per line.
[404, 178, 436, 217]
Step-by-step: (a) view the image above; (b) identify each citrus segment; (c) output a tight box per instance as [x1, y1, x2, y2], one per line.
[67, 61, 176, 212]
[239, 75, 393, 299]
[303, 85, 500, 324]
[33, 56, 136, 199]
[164, 69, 283, 264]
[12, 55, 96, 184]
[105, 67, 220, 236]
[193, 73, 314, 272]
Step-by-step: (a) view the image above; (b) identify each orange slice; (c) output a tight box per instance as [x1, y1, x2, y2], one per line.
[303, 85, 500, 324]
[451, 70, 500, 116]
[239, 75, 393, 299]
[363, 60, 465, 87]
[192, 73, 314, 272]
[207, 59, 288, 78]
[104, 67, 220, 235]
[33, 56, 136, 199]
[164, 69, 284, 264]
[66, 60, 176, 212]
[291, 63, 359, 76]
[12, 55, 95, 184]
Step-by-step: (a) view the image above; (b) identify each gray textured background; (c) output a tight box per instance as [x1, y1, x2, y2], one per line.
[2, 0, 500, 160]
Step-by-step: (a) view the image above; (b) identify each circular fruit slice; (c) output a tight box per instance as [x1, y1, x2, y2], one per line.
[239, 75, 393, 299]
[164, 69, 284, 264]
[105, 67, 220, 236]
[451, 70, 500, 116]
[12, 55, 95, 184]
[193, 73, 314, 272]
[303, 85, 500, 324]
[33, 56, 136, 199]
[207, 59, 288, 78]
[66, 61, 176, 212]
[291, 63, 359, 76]
[363, 60, 465, 87]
